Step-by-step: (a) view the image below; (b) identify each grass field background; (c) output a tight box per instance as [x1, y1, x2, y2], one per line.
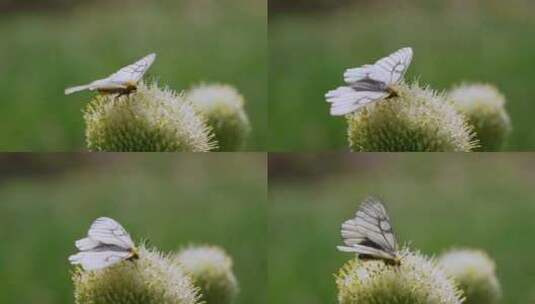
[0, 153, 267, 304]
[0, 0, 266, 151]
[269, 153, 535, 304]
[269, 0, 535, 151]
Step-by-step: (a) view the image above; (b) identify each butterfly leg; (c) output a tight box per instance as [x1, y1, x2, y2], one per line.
[113, 91, 134, 101]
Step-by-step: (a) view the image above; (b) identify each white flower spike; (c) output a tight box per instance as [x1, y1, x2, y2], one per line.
[65, 53, 156, 96]
[326, 47, 413, 116]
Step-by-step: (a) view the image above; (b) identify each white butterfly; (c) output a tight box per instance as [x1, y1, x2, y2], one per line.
[69, 217, 138, 271]
[64, 53, 156, 96]
[326, 47, 413, 116]
[337, 197, 401, 265]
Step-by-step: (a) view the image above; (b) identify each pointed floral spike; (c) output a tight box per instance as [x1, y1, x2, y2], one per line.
[336, 248, 463, 304]
[83, 82, 216, 152]
[186, 84, 250, 151]
[72, 245, 201, 304]
[439, 249, 501, 304]
[175, 245, 239, 304]
[449, 83, 511, 151]
[346, 82, 478, 151]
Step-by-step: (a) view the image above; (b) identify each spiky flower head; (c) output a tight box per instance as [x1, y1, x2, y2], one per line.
[336, 248, 463, 304]
[186, 84, 250, 151]
[449, 83, 511, 151]
[346, 82, 478, 151]
[174, 245, 239, 304]
[84, 82, 216, 151]
[438, 249, 501, 304]
[72, 245, 200, 304]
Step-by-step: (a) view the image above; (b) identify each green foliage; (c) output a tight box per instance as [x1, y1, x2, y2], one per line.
[0, 0, 265, 150]
[268, 155, 535, 304]
[73, 245, 200, 304]
[0, 155, 266, 304]
[269, 1, 535, 150]
[449, 84, 511, 151]
[176, 245, 239, 304]
[84, 82, 216, 152]
[346, 83, 477, 151]
[187, 84, 251, 151]
[337, 249, 463, 304]
[439, 249, 501, 304]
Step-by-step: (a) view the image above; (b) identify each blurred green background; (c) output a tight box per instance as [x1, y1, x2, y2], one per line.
[269, 0, 535, 151]
[0, 153, 266, 304]
[0, 0, 266, 151]
[269, 153, 535, 304]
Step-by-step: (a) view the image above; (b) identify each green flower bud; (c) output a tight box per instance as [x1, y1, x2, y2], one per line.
[84, 82, 216, 151]
[186, 84, 250, 151]
[72, 245, 200, 304]
[336, 248, 463, 304]
[438, 249, 501, 304]
[174, 245, 239, 304]
[449, 84, 511, 151]
[346, 82, 478, 151]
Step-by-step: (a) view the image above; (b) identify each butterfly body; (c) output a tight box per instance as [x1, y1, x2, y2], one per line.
[385, 85, 400, 98]
[129, 250, 140, 261]
[326, 47, 413, 116]
[65, 53, 156, 96]
[357, 238, 401, 265]
[337, 197, 401, 266]
[359, 254, 401, 266]
[97, 83, 137, 96]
